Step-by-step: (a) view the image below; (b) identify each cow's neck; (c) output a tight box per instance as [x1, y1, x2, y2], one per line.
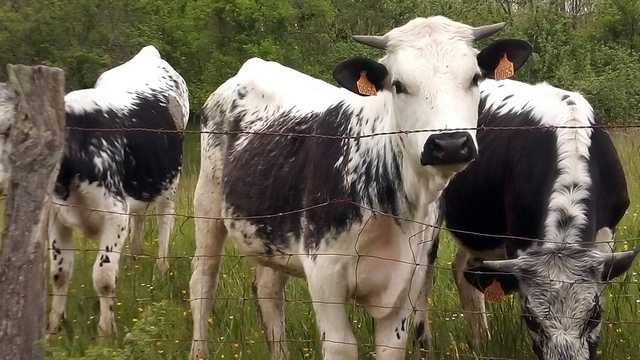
[340, 105, 414, 221]
[543, 115, 594, 246]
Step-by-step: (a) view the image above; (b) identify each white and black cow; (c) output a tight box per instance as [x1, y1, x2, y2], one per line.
[0, 83, 14, 194]
[189, 16, 532, 360]
[432, 79, 639, 359]
[47, 45, 189, 337]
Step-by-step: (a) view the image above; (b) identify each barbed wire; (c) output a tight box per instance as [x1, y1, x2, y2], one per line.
[46, 333, 525, 360]
[43, 245, 640, 288]
[48, 199, 639, 247]
[12, 123, 640, 359]
[46, 290, 640, 324]
[66, 122, 640, 139]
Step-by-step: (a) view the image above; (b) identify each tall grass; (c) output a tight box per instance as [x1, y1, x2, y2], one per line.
[27, 129, 640, 359]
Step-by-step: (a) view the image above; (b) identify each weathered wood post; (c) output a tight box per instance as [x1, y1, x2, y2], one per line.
[0, 65, 66, 360]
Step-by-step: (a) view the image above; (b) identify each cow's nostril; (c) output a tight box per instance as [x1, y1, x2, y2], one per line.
[421, 132, 477, 166]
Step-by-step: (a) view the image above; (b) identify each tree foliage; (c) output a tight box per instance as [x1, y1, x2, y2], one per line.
[0, 0, 638, 123]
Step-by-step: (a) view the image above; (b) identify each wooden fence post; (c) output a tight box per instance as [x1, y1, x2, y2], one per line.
[0, 65, 66, 360]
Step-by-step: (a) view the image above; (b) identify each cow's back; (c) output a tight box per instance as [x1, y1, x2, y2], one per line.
[199, 58, 389, 270]
[444, 80, 628, 257]
[56, 49, 188, 204]
[57, 90, 183, 203]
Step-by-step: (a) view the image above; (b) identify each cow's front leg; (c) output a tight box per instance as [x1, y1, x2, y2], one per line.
[452, 247, 490, 345]
[253, 265, 290, 360]
[412, 261, 436, 357]
[304, 256, 358, 360]
[93, 205, 129, 339]
[48, 210, 74, 334]
[375, 305, 413, 360]
[189, 171, 227, 360]
[413, 229, 439, 355]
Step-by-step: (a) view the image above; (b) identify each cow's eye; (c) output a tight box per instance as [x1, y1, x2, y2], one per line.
[471, 73, 482, 87]
[393, 80, 407, 94]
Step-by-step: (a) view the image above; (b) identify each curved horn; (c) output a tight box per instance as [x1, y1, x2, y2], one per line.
[352, 35, 389, 50]
[600, 246, 640, 281]
[601, 246, 640, 263]
[472, 22, 506, 41]
[483, 259, 520, 274]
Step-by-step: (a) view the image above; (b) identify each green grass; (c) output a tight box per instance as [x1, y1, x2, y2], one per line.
[20, 129, 640, 359]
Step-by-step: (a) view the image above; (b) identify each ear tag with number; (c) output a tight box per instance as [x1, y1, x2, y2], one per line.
[494, 54, 515, 80]
[484, 279, 505, 303]
[356, 71, 377, 96]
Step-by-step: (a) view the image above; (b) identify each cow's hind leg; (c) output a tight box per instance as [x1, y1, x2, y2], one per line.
[48, 210, 74, 334]
[155, 182, 177, 273]
[93, 200, 129, 339]
[305, 258, 358, 360]
[452, 247, 490, 345]
[189, 168, 227, 360]
[128, 210, 145, 260]
[253, 265, 290, 360]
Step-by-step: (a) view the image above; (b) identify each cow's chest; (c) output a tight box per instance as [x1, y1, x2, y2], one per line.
[224, 217, 306, 277]
[225, 210, 437, 319]
[345, 215, 435, 319]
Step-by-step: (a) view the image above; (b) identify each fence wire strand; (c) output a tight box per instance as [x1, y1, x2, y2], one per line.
[13, 123, 640, 359]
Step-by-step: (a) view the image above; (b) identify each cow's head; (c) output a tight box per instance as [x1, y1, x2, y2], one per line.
[465, 242, 640, 360]
[332, 16, 532, 178]
[0, 83, 14, 195]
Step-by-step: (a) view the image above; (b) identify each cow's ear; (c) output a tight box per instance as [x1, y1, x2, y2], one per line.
[332, 57, 389, 96]
[477, 39, 533, 80]
[464, 265, 519, 294]
[601, 246, 640, 282]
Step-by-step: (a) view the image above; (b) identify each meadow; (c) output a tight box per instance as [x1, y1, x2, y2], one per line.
[36, 127, 640, 360]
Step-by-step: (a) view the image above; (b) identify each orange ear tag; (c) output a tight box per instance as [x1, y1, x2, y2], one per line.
[484, 279, 505, 303]
[356, 71, 377, 96]
[494, 54, 515, 80]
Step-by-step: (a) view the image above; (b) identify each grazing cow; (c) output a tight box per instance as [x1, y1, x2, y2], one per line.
[47, 45, 189, 337]
[190, 16, 532, 360]
[0, 83, 14, 194]
[433, 79, 639, 359]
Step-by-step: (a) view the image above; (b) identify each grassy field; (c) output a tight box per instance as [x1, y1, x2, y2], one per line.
[31, 128, 640, 359]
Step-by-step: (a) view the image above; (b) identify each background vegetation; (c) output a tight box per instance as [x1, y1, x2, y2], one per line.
[0, 0, 639, 123]
[0, 0, 639, 359]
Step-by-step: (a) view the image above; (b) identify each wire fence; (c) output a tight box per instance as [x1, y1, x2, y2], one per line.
[8, 123, 640, 359]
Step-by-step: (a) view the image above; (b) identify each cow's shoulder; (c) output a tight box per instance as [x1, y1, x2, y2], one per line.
[480, 79, 594, 127]
[221, 58, 354, 115]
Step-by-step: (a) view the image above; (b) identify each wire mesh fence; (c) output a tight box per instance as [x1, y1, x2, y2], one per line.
[5, 124, 640, 359]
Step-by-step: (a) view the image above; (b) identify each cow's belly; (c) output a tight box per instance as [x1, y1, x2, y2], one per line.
[53, 190, 105, 239]
[224, 218, 305, 277]
[225, 211, 437, 318]
[459, 245, 508, 264]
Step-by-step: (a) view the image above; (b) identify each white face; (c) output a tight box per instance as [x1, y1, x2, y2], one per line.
[508, 247, 607, 360]
[520, 279, 602, 360]
[379, 18, 481, 173]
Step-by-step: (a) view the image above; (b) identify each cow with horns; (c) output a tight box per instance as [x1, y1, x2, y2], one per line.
[189, 16, 532, 360]
[46, 45, 189, 337]
[420, 79, 638, 360]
